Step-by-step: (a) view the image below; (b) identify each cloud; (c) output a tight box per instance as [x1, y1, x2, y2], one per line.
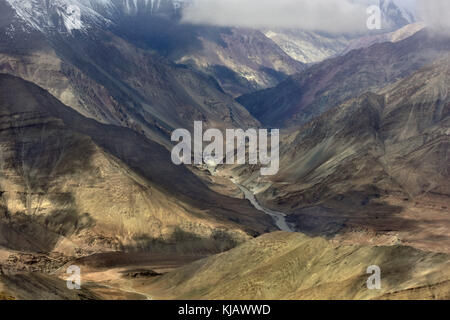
[181, 0, 370, 33]
[417, 0, 450, 33]
[395, 0, 417, 12]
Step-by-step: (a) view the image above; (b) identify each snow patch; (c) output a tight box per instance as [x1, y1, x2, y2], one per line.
[5, 0, 111, 34]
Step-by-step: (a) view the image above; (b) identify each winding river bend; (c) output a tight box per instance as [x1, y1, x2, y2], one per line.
[233, 181, 294, 232]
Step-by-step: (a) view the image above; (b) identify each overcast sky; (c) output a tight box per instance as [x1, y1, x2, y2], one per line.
[181, 0, 449, 34]
[417, 0, 450, 32]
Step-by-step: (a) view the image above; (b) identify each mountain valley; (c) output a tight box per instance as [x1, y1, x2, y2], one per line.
[0, 0, 448, 301]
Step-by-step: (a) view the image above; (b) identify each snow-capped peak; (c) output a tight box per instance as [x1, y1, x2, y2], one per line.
[379, 0, 415, 30]
[5, 0, 111, 34]
[4, 0, 187, 35]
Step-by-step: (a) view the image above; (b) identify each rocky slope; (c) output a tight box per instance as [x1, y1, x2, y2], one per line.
[229, 58, 450, 254]
[1, 0, 304, 103]
[0, 0, 448, 301]
[0, 271, 101, 300]
[0, 74, 275, 264]
[102, 3, 306, 97]
[379, 0, 415, 31]
[341, 22, 425, 55]
[175, 27, 305, 97]
[145, 232, 450, 300]
[0, 29, 258, 150]
[237, 29, 450, 128]
[262, 0, 417, 64]
[263, 29, 351, 64]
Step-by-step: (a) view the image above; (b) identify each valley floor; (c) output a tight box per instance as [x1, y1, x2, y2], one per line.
[2, 231, 449, 300]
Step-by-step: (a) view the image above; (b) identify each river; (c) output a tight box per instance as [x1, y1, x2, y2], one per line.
[232, 181, 294, 232]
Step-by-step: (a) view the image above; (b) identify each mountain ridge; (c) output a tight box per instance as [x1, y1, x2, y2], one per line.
[237, 29, 450, 128]
[0, 73, 275, 259]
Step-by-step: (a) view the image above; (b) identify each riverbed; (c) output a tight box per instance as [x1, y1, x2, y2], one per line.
[232, 181, 294, 232]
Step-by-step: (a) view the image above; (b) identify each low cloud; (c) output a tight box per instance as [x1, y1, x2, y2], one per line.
[417, 0, 450, 34]
[181, 0, 370, 33]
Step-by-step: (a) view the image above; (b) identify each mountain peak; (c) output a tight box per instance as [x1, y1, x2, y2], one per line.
[3, 0, 186, 35]
[380, 0, 415, 30]
[4, 0, 111, 34]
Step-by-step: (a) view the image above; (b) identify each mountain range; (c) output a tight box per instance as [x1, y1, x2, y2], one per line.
[0, 0, 448, 300]
[231, 57, 450, 254]
[238, 29, 450, 127]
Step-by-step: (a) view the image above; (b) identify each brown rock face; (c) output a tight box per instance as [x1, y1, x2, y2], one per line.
[0, 74, 275, 260]
[177, 28, 305, 97]
[0, 32, 259, 149]
[0, 0, 448, 301]
[146, 232, 450, 300]
[232, 59, 450, 253]
[238, 29, 450, 128]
